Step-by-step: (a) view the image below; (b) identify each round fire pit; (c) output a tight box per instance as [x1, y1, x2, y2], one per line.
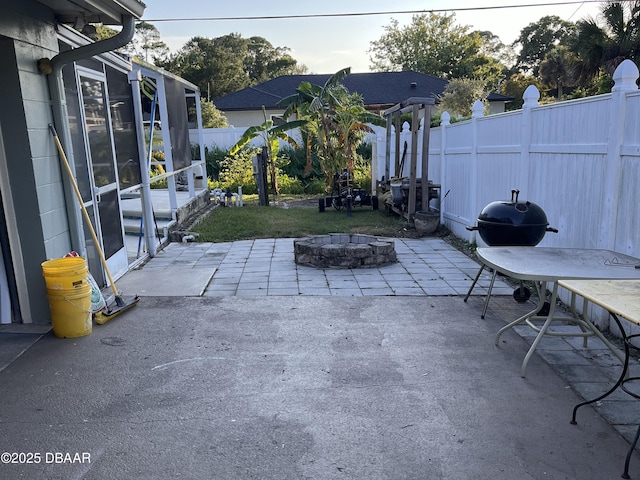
[294, 234, 397, 268]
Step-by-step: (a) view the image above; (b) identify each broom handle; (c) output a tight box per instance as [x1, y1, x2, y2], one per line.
[48, 124, 120, 298]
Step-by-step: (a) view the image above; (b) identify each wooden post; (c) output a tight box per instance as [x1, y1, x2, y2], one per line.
[394, 112, 401, 177]
[385, 115, 392, 182]
[408, 104, 419, 218]
[421, 104, 432, 212]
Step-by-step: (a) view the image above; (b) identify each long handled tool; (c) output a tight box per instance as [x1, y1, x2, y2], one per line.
[49, 124, 139, 324]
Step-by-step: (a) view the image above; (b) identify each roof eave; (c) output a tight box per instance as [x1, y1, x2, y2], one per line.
[38, 0, 146, 25]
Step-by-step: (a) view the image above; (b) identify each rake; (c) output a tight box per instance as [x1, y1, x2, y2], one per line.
[49, 124, 139, 324]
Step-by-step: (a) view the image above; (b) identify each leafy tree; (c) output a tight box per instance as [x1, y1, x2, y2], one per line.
[539, 45, 577, 98]
[126, 22, 169, 64]
[501, 73, 546, 110]
[199, 99, 229, 128]
[512, 16, 576, 76]
[437, 78, 489, 118]
[368, 13, 504, 85]
[475, 30, 515, 90]
[244, 36, 306, 84]
[77, 22, 169, 66]
[158, 34, 306, 100]
[157, 35, 246, 101]
[476, 30, 516, 70]
[570, 1, 640, 87]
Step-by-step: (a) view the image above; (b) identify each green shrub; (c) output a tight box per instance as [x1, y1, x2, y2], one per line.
[204, 145, 228, 180]
[279, 145, 326, 191]
[356, 141, 372, 161]
[202, 143, 372, 196]
[207, 178, 220, 190]
[218, 148, 258, 194]
[277, 174, 304, 194]
[304, 178, 327, 195]
[353, 153, 372, 193]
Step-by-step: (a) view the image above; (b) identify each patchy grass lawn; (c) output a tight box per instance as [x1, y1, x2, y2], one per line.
[189, 195, 417, 243]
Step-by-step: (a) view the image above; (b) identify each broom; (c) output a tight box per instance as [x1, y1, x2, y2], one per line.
[49, 124, 139, 324]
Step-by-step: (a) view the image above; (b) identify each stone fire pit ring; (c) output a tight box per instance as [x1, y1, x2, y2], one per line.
[294, 234, 397, 268]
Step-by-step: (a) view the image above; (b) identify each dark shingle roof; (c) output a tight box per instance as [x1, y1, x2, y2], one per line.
[213, 71, 512, 111]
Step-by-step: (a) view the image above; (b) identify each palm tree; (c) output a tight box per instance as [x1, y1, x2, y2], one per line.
[571, 1, 640, 85]
[539, 45, 577, 98]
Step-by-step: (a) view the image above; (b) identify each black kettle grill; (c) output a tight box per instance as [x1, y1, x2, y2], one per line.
[464, 190, 558, 317]
[466, 189, 558, 246]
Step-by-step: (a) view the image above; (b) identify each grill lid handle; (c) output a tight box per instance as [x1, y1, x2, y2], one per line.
[511, 189, 520, 202]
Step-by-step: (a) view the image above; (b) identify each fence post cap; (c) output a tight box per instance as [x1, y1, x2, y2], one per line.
[523, 85, 540, 108]
[472, 100, 484, 118]
[612, 59, 639, 92]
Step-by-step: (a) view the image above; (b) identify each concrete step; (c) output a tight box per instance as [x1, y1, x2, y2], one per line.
[122, 216, 171, 236]
[121, 207, 172, 220]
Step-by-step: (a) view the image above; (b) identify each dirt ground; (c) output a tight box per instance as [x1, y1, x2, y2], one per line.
[271, 197, 322, 209]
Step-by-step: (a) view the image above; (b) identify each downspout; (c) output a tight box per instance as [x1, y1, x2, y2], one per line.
[43, 16, 136, 255]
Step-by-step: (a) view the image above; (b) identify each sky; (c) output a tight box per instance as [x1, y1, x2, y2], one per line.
[141, 1, 606, 74]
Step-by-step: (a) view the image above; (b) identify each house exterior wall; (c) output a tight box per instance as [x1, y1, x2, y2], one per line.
[487, 101, 506, 115]
[222, 109, 285, 128]
[1, 2, 68, 323]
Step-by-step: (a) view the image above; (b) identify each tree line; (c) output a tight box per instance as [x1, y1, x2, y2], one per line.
[114, 1, 640, 121]
[370, 1, 640, 113]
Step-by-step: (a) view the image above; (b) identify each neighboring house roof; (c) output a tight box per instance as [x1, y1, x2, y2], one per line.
[213, 71, 513, 112]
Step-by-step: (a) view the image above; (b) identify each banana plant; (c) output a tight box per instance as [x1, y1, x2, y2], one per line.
[277, 67, 385, 182]
[278, 68, 350, 176]
[229, 107, 307, 195]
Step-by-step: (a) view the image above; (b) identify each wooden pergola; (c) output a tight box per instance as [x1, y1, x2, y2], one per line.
[383, 97, 438, 221]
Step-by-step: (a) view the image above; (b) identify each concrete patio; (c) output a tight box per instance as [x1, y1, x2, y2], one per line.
[1, 237, 640, 479]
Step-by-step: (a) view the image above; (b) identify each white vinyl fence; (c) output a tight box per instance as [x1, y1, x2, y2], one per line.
[189, 127, 302, 152]
[372, 59, 640, 333]
[372, 60, 640, 259]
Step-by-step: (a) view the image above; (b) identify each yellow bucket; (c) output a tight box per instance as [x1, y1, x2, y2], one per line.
[41, 257, 88, 290]
[46, 283, 92, 338]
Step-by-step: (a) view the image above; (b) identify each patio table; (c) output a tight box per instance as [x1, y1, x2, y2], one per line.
[559, 279, 640, 479]
[475, 247, 640, 378]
